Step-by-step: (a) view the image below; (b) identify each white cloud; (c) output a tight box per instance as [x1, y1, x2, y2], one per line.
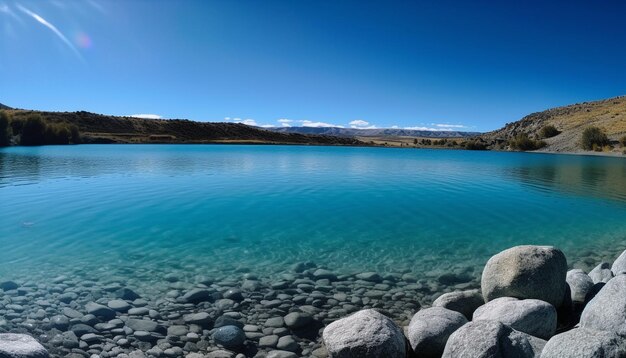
[240, 119, 257, 126]
[277, 119, 293, 123]
[259, 124, 275, 128]
[300, 120, 344, 128]
[404, 126, 441, 131]
[130, 114, 162, 119]
[16, 4, 83, 61]
[349, 119, 377, 129]
[391, 125, 399, 129]
[434, 123, 466, 128]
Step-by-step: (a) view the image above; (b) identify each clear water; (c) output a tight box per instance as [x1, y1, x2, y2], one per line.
[1, 145, 626, 281]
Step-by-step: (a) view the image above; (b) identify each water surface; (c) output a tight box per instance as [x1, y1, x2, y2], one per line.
[1, 145, 626, 279]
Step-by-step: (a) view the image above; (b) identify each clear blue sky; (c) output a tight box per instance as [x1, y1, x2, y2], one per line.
[1, 0, 625, 132]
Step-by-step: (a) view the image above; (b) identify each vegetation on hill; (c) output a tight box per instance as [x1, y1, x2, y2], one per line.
[1, 109, 362, 146]
[481, 96, 626, 154]
[581, 127, 609, 151]
[0, 111, 11, 146]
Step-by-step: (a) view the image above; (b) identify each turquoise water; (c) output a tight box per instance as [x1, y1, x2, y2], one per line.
[1, 145, 626, 280]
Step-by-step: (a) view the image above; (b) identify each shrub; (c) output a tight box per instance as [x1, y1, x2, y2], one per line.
[20, 114, 47, 146]
[540, 125, 560, 138]
[18, 114, 80, 146]
[581, 127, 609, 150]
[509, 133, 546, 151]
[0, 111, 11, 146]
[465, 141, 487, 150]
[620, 135, 626, 147]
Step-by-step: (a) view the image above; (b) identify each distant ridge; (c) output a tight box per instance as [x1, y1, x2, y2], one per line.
[269, 126, 479, 138]
[4, 109, 363, 146]
[0, 103, 11, 110]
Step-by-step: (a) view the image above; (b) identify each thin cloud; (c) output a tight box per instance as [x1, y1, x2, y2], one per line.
[349, 119, 377, 129]
[300, 120, 344, 128]
[16, 4, 83, 61]
[434, 123, 466, 128]
[404, 126, 442, 131]
[130, 114, 162, 119]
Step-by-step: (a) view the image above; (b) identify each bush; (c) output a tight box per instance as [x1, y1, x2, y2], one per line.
[540, 125, 560, 138]
[20, 114, 47, 146]
[464, 141, 487, 150]
[581, 127, 609, 150]
[620, 135, 626, 147]
[509, 133, 546, 151]
[0, 111, 11, 146]
[18, 114, 80, 146]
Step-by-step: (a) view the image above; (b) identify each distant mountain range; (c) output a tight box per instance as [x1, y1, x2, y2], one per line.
[269, 126, 480, 138]
[0, 107, 362, 146]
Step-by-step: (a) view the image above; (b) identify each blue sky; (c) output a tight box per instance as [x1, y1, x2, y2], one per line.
[1, 1, 625, 132]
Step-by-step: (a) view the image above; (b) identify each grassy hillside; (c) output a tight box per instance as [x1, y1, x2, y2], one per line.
[481, 96, 626, 154]
[2, 109, 363, 146]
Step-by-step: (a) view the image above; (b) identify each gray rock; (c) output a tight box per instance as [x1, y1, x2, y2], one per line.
[212, 325, 246, 348]
[481, 245, 567, 307]
[589, 262, 614, 284]
[0, 333, 49, 358]
[183, 312, 213, 326]
[69, 324, 97, 336]
[108, 299, 131, 312]
[267, 351, 298, 358]
[580, 274, 626, 336]
[265, 317, 284, 328]
[541, 327, 626, 358]
[432, 289, 484, 320]
[115, 287, 141, 300]
[0, 281, 18, 291]
[442, 320, 545, 358]
[205, 351, 235, 358]
[276, 335, 299, 352]
[473, 297, 557, 339]
[224, 288, 244, 301]
[407, 307, 467, 358]
[566, 269, 594, 304]
[126, 318, 159, 332]
[214, 316, 244, 329]
[284, 312, 313, 329]
[50, 315, 70, 330]
[259, 335, 279, 348]
[182, 289, 212, 303]
[313, 269, 337, 280]
[84, 302, 116, 320]
[611, 249, 626, 276]
[322, 309, 405, 358]
[355, 272, 382, 282]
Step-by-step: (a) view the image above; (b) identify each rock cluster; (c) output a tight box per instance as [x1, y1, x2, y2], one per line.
[2, 244, 626, 357]
[321, 245, 626, 358]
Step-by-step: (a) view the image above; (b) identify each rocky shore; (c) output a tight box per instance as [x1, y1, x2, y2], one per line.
[0, 245, 625, 357]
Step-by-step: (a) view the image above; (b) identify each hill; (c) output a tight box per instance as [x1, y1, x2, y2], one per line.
[481, 96, 626, 154]
[0, 103, 11, 110]
[2, 109, 363, 146]
[270, 126, 479, 138]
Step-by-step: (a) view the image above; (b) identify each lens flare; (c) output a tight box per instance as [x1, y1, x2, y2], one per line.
[75, 32, 92, 49]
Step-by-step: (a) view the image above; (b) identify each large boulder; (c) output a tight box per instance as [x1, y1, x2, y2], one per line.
[213, 325, 246, 348]
[611, 249, 626, 276]
[481, 245, 567, 307]
[541, 328, 626, 358]
[580, 274, 626, 336]
[589, 262, 613, 284]
[322, 309, 405, 358]
[566, 269, 594, 305]
[0, 334, 49, 358]
[473, 297, 556, 339]
[442, 320, 545, 358]
[407, 307, 467, 358]
[432, 289, 484, 320]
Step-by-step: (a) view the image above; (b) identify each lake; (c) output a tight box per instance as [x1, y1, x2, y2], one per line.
[1, 144, 626, 354]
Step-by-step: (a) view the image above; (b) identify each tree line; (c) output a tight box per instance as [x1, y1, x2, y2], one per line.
[0, 111, 80, 146]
